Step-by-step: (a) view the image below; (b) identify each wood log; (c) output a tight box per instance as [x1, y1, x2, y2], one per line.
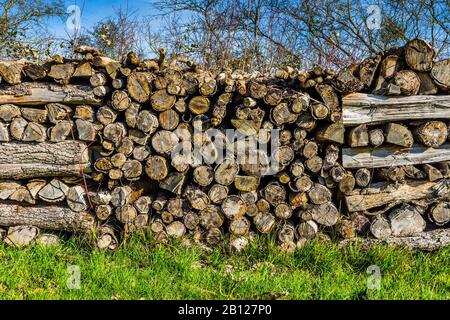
[0, 104, 21, 122]
[0, 202, 94, 232]
[96, 225, 119, 250]
[127, 72, 152, 103]
[348, 124, 369, 147]
[368, 129, 385, 147]
[342, 93, 450, 126]
[340, 228, 450, 251]
[345, 179, 450, 212]
[316, 122, 344, 144]
[38, 179, 69, 203]
[307, 184, 331, 205]
[221, 195, 246, 220]
[0, 141, 89, 179]
[278, 223, 295, 243]
[385, 123, 413, 147]
[274, 202, 292, 219]
[415, 121, 448, 148]
[297, 220, 318, 239]
[145, 155, 168, 181]
[48, 63, 74, 84]
[394, 70, 420, 96]
[389, 204, 426, 237]
[0, 59, 27, 84]
[0, 82, 101, 105]
[208, 184, 228, 204]
[229, 216, 250, 236]
[22, 122, 47, 142]
[355, 168, 371, 187]
[111, 90, 131, 111]
[309, 202, 339, 226]
[422, 163, 443, 181]
[334, 65, 364, 93]
[428, 201, 450, 226]
[431, 58, 450, 91]
[404, 39, 435, 72]
[380, 55, 402, 79]
[342, 143, 450, 169]
[359, 54, 381, 88]
[417, 72, 438, 95]
[263, 183, 286, 207]
[199, 205, 224, 229]
[96, 204, 112, 221]
[370, 217, 392, 239]
[67, 185, 88, 212]
[253, 212, 275, 234]
[4, 225, 39, 248]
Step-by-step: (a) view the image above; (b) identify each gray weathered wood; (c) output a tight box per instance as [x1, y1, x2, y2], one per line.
[342, 143, 450, 169]
[0, 202, 94, 232]
[345, 179, 450, 212]
[342, 93, 450, 126]
[0, 82, 101, 105]
[0, 141, 90, 179]
[339, 228, 450, 251]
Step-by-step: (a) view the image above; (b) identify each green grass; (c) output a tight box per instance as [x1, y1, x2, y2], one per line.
[0, 234, 448, 300]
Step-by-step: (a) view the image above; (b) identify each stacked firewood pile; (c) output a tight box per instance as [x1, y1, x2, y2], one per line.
[0, 39, 449, 251]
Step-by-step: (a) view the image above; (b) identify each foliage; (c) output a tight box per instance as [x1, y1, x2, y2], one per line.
[0, 0, 65, 60]
[0, 235, 448, 299]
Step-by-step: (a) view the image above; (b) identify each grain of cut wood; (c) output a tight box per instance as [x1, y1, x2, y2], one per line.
[431, 58, 450, 91]
[340, 228, 450, 251]
[342, 143, 450, 169]
[0, 202, 94, 232]
[0, 141, 89, 179]
[0, 82, 101, 105]
[342, 93, 450, 126]
[345, 179, 450, 212]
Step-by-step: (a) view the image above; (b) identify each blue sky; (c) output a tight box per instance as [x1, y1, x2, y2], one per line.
[47, 0, 158, 39]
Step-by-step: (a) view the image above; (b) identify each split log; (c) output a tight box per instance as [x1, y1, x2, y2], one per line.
[431, 58, 450, 91]
[347, 124, 369, 147]
[4, 226, 39, 248]
[385, 123, 413, 147]
[380, 55, 402, 79]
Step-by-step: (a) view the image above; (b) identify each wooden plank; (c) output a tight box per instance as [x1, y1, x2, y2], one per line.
[0, 141, 90, 179]
[342, 93, 450, 126]
[342, 143, 450, 169]
[0, 202, 94, 232]
[339, 228, 450, 251]
[344, 179, 448, 212]
[0, 82, 102, 105]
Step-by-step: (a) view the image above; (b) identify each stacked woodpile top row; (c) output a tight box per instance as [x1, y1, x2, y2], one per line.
[0, 39, 449, 251]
